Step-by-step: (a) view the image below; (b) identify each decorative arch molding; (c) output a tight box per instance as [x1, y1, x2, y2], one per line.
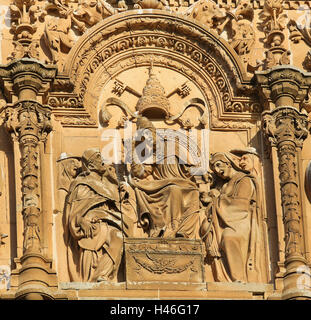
[55, 10, 261, 129]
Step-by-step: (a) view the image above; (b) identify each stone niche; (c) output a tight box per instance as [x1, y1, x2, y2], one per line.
[124, 238, 205, 290]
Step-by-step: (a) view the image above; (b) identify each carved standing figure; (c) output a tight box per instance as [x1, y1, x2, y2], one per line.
[207, 152, 265, 283]
[65, 148, 134, 282]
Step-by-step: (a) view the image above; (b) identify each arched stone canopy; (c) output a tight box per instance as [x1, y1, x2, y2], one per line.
[2, 0, 311, 301]
[61, 10, 261, 130]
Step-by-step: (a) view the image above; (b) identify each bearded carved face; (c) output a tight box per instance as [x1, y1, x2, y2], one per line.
[87, 152, 118, 183]
[88, 152, 107, 174]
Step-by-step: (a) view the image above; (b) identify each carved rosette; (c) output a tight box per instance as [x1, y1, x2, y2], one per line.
[262, 107, 308, 260]
[5, 101, 52, 254]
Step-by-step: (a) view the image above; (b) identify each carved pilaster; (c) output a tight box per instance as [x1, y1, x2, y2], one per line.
[5, 101, 52, 255]
[262, 107, 308, 257]
[0, 60, 61, 300]
[257, 67, 311, 299]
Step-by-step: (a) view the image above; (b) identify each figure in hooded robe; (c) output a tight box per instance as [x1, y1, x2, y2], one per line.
[65, 148, 134, 282]
[207, 152, 266, 283]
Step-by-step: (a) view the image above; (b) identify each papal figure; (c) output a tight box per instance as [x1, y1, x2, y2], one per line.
[128, 117, 202, 239]
[206, 151, 266, 283]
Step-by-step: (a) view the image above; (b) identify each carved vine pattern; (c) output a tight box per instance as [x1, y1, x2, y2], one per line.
[262, 107, 309, 258]
[5, 101, 52, 254]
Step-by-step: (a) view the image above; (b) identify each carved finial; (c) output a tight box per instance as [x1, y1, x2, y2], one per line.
[148, 59, 154, 77]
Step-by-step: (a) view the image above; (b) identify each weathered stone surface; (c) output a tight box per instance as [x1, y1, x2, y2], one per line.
[1, 0, 311, 301]
[124, 238, 205, 290]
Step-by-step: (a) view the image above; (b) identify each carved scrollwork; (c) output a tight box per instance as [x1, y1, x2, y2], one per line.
[74, 33, 260, 118]
[133, 253, 194, 274]
[167, 98, 209, 128]
[48, 95, 82, 108]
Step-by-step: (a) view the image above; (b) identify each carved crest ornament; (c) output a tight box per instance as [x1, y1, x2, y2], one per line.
[0, 0, 311, 301]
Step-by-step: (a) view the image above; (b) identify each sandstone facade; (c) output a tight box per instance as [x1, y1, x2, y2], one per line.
[0, 0, 311, 300]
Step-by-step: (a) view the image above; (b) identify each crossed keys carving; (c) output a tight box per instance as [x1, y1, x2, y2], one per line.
[112, 78, 191, 100]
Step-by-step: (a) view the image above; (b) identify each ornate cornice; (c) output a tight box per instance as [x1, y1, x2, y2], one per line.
[0, 59, 56, 81]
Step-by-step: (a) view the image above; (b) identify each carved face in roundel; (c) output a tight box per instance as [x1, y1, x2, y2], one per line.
[212, 160, 232, 180]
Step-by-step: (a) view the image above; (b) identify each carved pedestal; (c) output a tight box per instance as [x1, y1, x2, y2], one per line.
[124, 238, 205, 290]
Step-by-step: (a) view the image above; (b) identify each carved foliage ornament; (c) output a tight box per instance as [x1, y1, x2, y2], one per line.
[262, 107, 308, 148]
[9, 0, 47, 60]
[4, 101, 52, 254]
[262, 107, 308, 258]
[258, 0, 290, 69]
[5, 101, 52, 142]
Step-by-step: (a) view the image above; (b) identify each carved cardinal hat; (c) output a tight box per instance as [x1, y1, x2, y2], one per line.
[57, 152, 80, 162]
[230, 147, 259, 158]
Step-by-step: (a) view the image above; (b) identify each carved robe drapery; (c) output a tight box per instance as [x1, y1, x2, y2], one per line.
[65, 172, 133, 282]
[130, 158, 201, 238]
[208, 157, 265, 283]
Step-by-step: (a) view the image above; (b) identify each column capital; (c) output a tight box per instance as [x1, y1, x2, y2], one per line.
[0, 59, 57, 101]
[256, 66, 311, 109]
[262, 106, 309, 148]
[4, 100, 52, 143]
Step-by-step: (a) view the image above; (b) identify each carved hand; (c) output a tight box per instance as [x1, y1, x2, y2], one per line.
[119, 181, 132, 200]
[209, 188, 220, 198]
[78, 217, 96, 238]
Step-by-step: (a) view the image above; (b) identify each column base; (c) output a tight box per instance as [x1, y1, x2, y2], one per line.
[281, 254, 311, 300]
[10, 252, 63, 300]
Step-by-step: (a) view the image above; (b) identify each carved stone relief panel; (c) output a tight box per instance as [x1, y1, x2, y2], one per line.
[125, 238, 205, 289]
[56, 144, 269, 284]
[55, 86, 269, 284]
[49, 10, 271, 282]
[59, 11, 260, 130]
